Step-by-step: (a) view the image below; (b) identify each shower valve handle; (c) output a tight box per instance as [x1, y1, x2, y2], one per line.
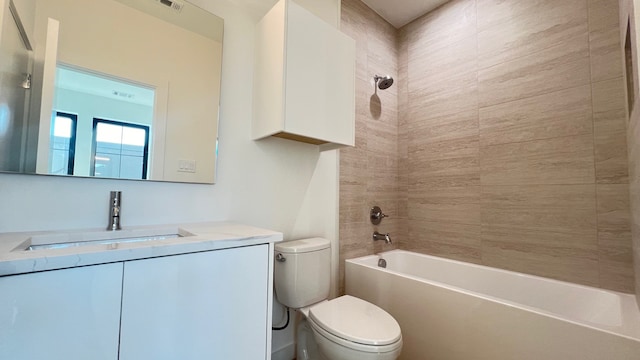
[370, 206, 388, 225]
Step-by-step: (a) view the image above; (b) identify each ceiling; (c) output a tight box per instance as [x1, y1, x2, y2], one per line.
[56, 67, 155, 107]
[360, 0, 450, 28]
[220, 0, 279, 18]
[223, 0, 447, 28]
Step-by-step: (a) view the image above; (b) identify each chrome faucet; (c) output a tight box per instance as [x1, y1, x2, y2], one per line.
[107, 191, 122, 231]
[373, 231, 392, 244]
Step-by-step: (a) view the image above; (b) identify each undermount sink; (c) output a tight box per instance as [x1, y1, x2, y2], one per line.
[17, 227, 195, 251]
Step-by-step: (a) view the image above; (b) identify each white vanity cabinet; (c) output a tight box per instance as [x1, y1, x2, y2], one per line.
[252, 0, 356, 147]
[0, 263, 124, 360]
[119, 244, 270, 360]
[0, 244, 272, 360]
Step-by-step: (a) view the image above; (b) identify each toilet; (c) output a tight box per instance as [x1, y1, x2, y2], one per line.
[274, 238, 403, 360]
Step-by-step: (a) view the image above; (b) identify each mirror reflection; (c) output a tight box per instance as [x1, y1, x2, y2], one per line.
[0, 0, 223, 183]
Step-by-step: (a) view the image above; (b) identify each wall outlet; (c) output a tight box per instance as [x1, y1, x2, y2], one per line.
[178, 159, 196, 173]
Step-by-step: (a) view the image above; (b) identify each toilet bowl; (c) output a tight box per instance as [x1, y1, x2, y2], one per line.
[274, 238, 402, 360]
[303, 295, 402, 360]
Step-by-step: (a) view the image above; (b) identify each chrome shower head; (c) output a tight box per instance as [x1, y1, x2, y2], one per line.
[374, 75, 394, 90]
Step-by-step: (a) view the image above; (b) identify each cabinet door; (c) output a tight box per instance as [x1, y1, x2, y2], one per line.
[0, 263, 123, 360]
[284, 0, 355, 146]
[119, 245, 270, 360]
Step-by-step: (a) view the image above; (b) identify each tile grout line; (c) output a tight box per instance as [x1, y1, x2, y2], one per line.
[404, 130, 590, 152]
[476, 31, 590, 74]
[477, 82, 592, 112]
[473, 0, 486, 267]
[585, 0, 604, 289]
[408, 77, 592, 123]
[474, 132, 593, 151]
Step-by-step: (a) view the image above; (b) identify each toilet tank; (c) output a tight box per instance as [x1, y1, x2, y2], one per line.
[274, 238, 331, 309]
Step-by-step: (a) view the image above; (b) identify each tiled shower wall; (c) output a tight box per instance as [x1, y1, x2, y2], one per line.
[399, 0, 633, 292]
[340, 0, 635, 293]
[338, 0, 402, 294]
[620, 0, 640, 305]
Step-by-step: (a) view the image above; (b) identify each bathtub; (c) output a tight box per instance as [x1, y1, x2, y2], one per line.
[345, 250, 640, 360]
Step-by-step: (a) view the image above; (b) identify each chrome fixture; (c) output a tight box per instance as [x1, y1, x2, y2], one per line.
[378, 258, 387, 268]
[373, 231, 392, 244]
[21, 73, 32, 89]
[370, 206, 388, 225]
[275, 253, 286, 263]
[374, 74, 394, 90]
[107, 191, 122, 231]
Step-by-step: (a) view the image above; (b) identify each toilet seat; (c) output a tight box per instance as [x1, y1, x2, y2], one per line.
[308, 316, 403, 354]
[308, 295, 402, 352]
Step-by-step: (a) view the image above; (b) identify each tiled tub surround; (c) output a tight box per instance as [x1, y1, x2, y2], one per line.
[400, 0, 632, 292]
[338, 0, 403, 294]
[620, 0, 640, 309]
[339, 0, 634, 294]
[347, 250, 640, 360]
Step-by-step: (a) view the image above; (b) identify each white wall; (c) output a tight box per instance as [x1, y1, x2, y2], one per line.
[0, 0, 340, 359]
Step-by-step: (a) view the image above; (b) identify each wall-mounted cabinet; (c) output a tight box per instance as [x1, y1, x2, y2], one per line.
[252, 0, 355, 147]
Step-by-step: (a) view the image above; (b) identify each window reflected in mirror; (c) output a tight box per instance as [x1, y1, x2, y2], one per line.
[49, 112, 77, 175]
[92, 119, 149, 180]
[52, 65, 155, 179]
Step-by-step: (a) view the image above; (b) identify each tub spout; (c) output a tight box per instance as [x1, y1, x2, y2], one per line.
[373, 231, 392, 244]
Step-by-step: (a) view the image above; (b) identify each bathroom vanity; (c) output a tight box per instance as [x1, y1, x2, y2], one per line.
[0, 222, 282, 360]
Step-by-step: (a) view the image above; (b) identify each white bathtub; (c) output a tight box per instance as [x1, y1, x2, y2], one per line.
[345, 250, 640, 360]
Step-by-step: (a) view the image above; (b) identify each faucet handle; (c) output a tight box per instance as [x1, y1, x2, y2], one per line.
[370, 206, 388, 225]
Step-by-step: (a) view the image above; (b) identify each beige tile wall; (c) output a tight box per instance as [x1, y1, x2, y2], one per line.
[338, 0, 402, 294]
[619, 0, 640, 305]
[400, 0, 633, 292]
[339, 0, 634, 293]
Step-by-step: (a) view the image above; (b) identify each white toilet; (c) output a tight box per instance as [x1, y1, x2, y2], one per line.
[274, 238, 403, 360]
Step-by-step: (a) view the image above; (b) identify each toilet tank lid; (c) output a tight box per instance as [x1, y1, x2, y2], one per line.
[275, 238, 330, 253]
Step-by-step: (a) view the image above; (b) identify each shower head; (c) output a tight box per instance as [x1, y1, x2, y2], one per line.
[374, 75, 394, 90]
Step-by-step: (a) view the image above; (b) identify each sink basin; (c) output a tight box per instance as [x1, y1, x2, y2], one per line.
[19, 227, 195, 251]
[26, 234, 183, 251]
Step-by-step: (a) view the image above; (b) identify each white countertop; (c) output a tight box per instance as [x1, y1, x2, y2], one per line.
[0, 222, 283, 276]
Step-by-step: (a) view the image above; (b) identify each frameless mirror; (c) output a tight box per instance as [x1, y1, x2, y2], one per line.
[0, 0, 223, 183]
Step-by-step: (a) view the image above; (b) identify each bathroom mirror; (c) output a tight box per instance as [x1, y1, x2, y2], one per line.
[0, 0, 223, 183]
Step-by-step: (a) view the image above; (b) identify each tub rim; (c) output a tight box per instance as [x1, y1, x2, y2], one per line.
[346, 249, 640, 342]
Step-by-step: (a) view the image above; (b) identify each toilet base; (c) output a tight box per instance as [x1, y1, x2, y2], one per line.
[296, 318, 326, 360]
[296, 316, 401, 360]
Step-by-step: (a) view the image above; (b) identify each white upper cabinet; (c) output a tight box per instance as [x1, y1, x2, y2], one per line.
[253, 0, 356, 147]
